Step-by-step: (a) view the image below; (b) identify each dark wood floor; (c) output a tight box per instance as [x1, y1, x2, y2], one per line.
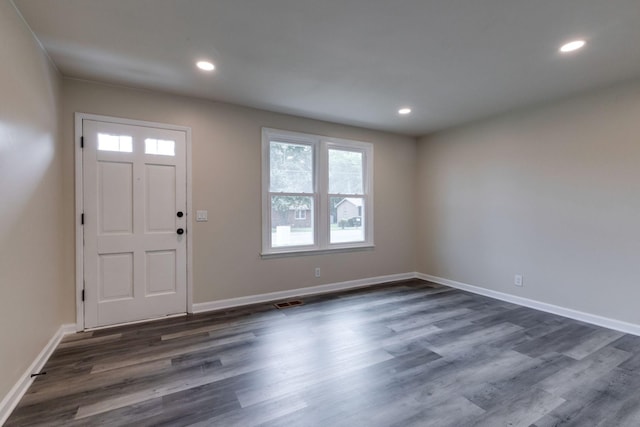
[7, 279, 640, 426]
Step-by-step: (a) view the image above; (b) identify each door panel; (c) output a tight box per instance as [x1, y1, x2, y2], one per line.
[83, 119, 187, 328]
[99, 253, 134, 301]
[98, 162, 133, 234]
[145, 164, 176, 232]
[146, 250, 176, 295]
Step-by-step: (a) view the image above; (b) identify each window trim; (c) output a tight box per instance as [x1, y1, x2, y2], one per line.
[261, 127, 374, 256]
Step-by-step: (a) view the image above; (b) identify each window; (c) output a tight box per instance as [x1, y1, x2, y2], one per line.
[145, 138, 176, 156]
[262, 128, 373, 254]
[98, 133, 132, 152]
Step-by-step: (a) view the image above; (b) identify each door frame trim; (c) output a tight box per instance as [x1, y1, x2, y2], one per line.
[74, 113, 194, 331]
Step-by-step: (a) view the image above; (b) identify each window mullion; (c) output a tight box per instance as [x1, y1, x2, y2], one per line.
[317, 140, 329, 249]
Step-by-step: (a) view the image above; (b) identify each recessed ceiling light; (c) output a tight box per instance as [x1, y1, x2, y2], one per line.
[196, 61, 215, 71]
[398, 107, 412, 115]
[559, 40, 586, 53]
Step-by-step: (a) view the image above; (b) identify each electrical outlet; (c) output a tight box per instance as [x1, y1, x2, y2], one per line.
[514, 274, 523, 287]
[315, 268, 321, 278]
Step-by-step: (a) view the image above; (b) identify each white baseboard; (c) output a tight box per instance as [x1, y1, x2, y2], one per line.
[417, 272, 640, 336]
[0, 323, 76, 425]
[192, 272, 416, 314]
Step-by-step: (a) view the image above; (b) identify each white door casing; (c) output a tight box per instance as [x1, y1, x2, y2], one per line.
[81, 117, 189, 328]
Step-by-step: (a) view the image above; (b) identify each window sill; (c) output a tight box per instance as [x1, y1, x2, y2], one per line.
[260, 245, 375, 259]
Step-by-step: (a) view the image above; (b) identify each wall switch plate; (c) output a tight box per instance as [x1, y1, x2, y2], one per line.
[514, 274, 523, 287]
[196, 210, 208, 222]
[315, 268, 321, 278]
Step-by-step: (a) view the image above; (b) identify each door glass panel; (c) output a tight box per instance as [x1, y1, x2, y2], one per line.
[98, 133, 133, 152]
[145, 138, 176, 156]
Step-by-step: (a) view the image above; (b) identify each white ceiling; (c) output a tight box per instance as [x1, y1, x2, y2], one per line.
[13, 0, 640, 136]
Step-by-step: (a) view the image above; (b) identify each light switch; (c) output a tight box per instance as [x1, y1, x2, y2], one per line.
[196, 210, 208, 222]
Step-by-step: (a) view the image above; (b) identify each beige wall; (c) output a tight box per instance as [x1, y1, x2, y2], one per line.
[0, 0, 68, 401]
[62, 79, 417, 304]
[417, 79, 640, 324]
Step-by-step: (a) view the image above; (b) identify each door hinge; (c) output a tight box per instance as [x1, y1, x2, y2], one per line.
[81, 213, 84, 225]
[81, 289, 85, 302]
[80, 136, 84, 148]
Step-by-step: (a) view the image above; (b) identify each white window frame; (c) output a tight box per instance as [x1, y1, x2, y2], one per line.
[294, 209, 306, 220]
[261, 127, 374, 256]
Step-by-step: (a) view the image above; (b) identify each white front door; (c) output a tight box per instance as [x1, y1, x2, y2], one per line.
[82, 119, 187, 328]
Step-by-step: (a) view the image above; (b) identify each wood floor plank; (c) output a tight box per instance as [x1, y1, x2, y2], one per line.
[6, 279, 640, 426]
[538, 345, 632, 398]
[533, 368, 640, 426]
[473, 387, 565, 427]
[90, 331, 252, 374]
[463, 352, 574, 410]
[513, 323, 597, 357]
[387, 395, 485, 427]
[20, 358, 173, 406]
[561, 328, 625, 360]
[55, 333, 122, 350]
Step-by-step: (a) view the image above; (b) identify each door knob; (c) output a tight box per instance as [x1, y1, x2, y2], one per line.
[177, 228, 185, 235]
[177, 211, 184, 218]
